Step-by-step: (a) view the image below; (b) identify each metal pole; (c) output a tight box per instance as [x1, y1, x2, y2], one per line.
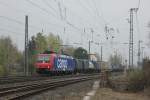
[89, 41, 91, 60]
[25, 15, 28, 76]
[101, 46, 103, 62]
[129, 8, 138, 69]
[100, 46, 103, 69]
[91, 28, 94, 42]
[138, 40, 142, 67]
[141, 47, 145, 61]
[129, 8, 133, 69]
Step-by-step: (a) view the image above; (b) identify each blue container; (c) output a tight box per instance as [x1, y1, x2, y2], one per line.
[54, 55, 76, 71]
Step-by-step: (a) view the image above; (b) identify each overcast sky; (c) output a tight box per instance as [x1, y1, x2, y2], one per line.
[0, 0, 150, 63]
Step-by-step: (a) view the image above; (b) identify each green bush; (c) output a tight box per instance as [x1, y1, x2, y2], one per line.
[127, 69, 145, 92]
[0, 65, 5, 76]
[143, 59, 150, 86]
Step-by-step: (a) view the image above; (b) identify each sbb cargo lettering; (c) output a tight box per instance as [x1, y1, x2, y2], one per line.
[57, 59, 68, 69]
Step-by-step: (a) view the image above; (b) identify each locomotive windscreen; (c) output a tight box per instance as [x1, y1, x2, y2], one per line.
[37, 55, 50, 63]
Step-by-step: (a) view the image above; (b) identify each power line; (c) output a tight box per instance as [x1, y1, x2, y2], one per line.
[78, 0, 94, 18]
[26, 0, 58, 18]
[65, 20, 84, 33]
[54, 1, 103, 39]
[0, 15, 46, 34]
[57, 1, 64, 20]
[87, 0, 97, 15]
[53, 0, 66, 20]
[92, 0, 106, 28]
[2, 0, 69, 31]
[26, 0, 86, 35]
[87, 0, 107, 27]
[61, 0, 103, 42]
[55, 0, 93, 27]
[64, 5, 89, 24]
[92, 0, 119, 39]
[78, 0, 104, 28]
[85, 0, 115, 41]
[42, 0, 58, 14]
[135, 0, 141, 39]
[0, 28, 24, 35]
[0, 16, 24, 25]
[0, 16, 41, 30]
[27, 0, 100, 42]
[136, 12, 141, 39]
[93, 0, 107, 25]
[0, 1, 29, 14]
[0, 1, 64, 32]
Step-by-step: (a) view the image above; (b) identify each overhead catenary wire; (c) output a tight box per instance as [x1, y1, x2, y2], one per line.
[41, 0, 58, 15]
[5, 0, 109, 47]
[0, 1, 64, 32]
[92, 0, 105, 29]
[25, 0, 115, 48]
[0, 15, 67, 36]
[135, 12, 141, 40]
[88, 0, 109, 29]
[26, 0, 88, 37]
[88, 0, 117, 41]
[93, 0, 108, 25]
[0, 28, 24, 35]
[54, 0, 94, 29]
[78, 0, 95, 19]
[133, 0, 141, 40]
[28, 0, 103, 42]
[0, 16, 41, 30]
[0, 1, 29, 14]
[26, 0, 58, 18]
[27, 0, 84, 29]
[90, 0, 106, 26]
[78, 0, 105, 29]
[0, 0, 135, 57]
[64, 4, 91, 26]
[58, 0, 103, 43]
[0, 16, 24, 25]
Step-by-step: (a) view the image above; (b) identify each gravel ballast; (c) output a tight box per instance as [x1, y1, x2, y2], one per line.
[25, 79, 97, 100]
[92, 88, 150, 100]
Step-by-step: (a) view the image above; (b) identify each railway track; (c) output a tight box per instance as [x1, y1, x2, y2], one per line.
[0, 76, 49, 84]
[0, 73, 98, 84]
[0, 74, 100, 100]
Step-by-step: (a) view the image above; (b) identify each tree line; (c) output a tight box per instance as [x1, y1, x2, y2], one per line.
[0, 36, 23, 75]
[0, 32, 89, 76]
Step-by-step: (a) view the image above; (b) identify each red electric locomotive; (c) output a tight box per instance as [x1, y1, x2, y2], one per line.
[35, 51, 76, 75]
[35, 53, 56, 74]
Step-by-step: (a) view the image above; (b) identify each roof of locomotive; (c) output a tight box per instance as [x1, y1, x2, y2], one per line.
[37, 52, 74, 59]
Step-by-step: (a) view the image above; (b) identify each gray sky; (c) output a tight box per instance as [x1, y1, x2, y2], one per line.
[0, 0, 150, 63]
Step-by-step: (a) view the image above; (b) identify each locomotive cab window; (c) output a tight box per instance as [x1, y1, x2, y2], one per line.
[37, 55, 50, 63]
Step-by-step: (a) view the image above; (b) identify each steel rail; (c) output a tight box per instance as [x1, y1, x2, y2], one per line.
[0, 73, 99, 84]
[0, 74, 100, 100]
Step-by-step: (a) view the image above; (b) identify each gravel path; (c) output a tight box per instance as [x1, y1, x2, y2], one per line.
[93, 88, 150, 100]
[25, 79, 97, 100]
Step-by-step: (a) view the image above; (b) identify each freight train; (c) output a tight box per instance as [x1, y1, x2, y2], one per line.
[35, 51, 100, 75]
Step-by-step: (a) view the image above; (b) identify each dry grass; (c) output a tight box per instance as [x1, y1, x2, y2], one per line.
[93, 88, 150, 100]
